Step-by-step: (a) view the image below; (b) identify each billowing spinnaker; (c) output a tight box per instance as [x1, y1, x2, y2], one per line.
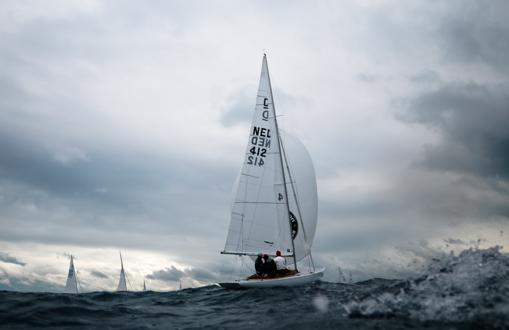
[224, 55, 293, 256]
[280, 131, 318, 263]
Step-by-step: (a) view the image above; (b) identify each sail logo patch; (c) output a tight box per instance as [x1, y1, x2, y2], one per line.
[289, 211, 298, 239]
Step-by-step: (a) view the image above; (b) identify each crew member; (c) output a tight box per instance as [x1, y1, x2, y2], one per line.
[274, 250, 287, 275]
[255, 253, 264, 276]
[262, 254, 277, 277]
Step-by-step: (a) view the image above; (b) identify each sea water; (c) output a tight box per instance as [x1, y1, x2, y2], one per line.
[1, 247, 508, 329]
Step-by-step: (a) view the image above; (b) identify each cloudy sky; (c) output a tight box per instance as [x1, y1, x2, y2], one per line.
[1, 0, 508, 292]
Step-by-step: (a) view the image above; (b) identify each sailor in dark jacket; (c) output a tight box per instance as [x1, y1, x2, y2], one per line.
[262, 254, 277, 277]
[255, 253, 264, 276]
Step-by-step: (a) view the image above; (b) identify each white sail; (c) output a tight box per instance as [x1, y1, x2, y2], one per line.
[219, 54, 325, 287]
[280, 131, 318, 263]
[117, 253, 128, 292]
[64, 255, 79, 294]
[224, 55, 293, 257]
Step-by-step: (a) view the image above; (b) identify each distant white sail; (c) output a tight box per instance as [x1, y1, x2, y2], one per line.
[224, 55, 292, 257]
[64, 255, 79, 294]
[117, 253, 128, 292]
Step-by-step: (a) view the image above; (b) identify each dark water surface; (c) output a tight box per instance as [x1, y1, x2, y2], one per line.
[1, 247, 508, 329]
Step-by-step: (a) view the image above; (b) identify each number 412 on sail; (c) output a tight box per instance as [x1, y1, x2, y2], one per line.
[247, 146, 266, 166]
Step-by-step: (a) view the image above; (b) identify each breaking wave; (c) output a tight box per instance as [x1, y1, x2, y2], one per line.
[345, 246, 509, 327]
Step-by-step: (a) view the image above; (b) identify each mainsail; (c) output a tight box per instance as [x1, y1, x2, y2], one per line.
[223, 55, 318, 266]
[117, 253, 128, 292]
[64, 255, 79, 294]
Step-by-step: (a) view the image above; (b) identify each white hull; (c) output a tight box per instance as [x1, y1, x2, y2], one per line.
[219, 268, 324, 289]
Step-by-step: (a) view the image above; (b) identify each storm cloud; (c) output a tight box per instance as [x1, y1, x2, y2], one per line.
[90, 270, 109, 279]
[147, 265, 218, 283]
[0, 253, 26, 266]
[400, 83, 509, 181]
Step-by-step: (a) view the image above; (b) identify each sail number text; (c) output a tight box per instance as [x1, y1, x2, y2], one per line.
[248, 126, 272, 167]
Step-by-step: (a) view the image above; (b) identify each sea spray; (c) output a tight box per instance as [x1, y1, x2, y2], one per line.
[345, 246, 509, 326]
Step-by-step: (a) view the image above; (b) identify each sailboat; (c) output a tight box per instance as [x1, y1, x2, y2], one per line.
[219, 54, 324, 288]
[143, 279, 147, 291]
[64, 255, 79, 294]
[117, 252, 128, 292]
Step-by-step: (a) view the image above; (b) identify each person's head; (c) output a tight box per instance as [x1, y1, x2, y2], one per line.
[263, 254, 269, 260]
[276, 250, 281, 257]
[257, 253, 263, 259]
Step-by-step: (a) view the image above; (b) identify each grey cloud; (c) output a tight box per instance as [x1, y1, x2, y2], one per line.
[220, 85, 301, 127]
[220, 86, 255, 127]
[0, 277, 61, 293]
[0, 253, 26, 266]
[0, 26, 235, 249]
[400, 82, 509, 181]
[147, 266, 186, 282]
[186, 268, 217, 283]
[436, 1, 509, 69]
[90, 270, 108, 279]
[443, 238, 467, 245]
[408, 70, 440, 85]
[356, 73, 379, 84]
[147, 265, 221, 283]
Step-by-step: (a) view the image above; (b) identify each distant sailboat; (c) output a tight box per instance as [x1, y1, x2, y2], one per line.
[143, 279, 147, 291]
[117, 252, 128, 292]
[219, 54, 324, 288]
[64, 255, 79, 294]
[179, 279, 182, 290]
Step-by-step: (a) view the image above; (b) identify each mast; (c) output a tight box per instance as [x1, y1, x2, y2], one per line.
[264, 54, 298, 271]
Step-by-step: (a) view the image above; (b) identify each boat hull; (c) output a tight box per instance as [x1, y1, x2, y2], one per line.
[219, 268, 324, 288]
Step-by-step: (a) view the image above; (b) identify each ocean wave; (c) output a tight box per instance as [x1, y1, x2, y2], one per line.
[0, 247, 507, 329]
[344, 246, 509, 327]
